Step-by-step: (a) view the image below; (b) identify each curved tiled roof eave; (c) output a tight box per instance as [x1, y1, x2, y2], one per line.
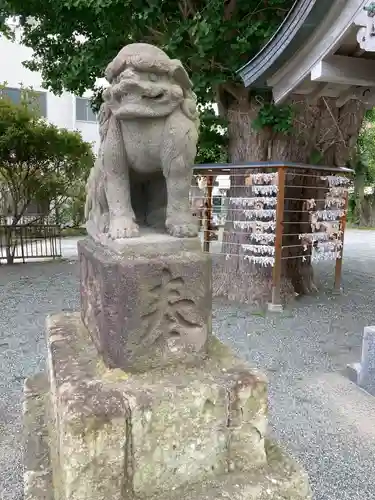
[237, 0, 328, 89]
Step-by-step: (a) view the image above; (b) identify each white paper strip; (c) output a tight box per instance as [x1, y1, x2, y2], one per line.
[253, 185, 278, 196]
[242, 244, 275, 255]
[233, 220, 276, 231]
[230, 197, 277, 208]
[251, 233, 276, 243]
[251, 173, 278, 185]
[312, 250, 342, 262]
[243, 209, 276, 220]
[299, 232, 343, 243]
[329, 187, 348, 198]
[325, 196, 346, 208]
[318, 241, 343, 252]
[243, 255, 275, 267]
[321, 175, 350, 187]
[315, 209, 345, 221]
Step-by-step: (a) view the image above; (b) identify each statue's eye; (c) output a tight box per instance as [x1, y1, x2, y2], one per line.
[149, 73, 158, 82]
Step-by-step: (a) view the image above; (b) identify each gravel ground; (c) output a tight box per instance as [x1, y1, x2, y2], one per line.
[1, 229, 375, 500]
[214, 229, 375, 500]
[0, 261, 79, 500]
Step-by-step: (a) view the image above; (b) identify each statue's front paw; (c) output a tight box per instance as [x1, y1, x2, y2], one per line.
[166, 217, 198, 238]
[108, 216, 139, 239]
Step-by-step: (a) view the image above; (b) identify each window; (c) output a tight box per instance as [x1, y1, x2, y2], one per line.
[0, 87, 47, 117]
[76, 97, 97, 122]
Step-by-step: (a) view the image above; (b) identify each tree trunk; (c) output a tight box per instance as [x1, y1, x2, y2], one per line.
[214, 89, 365, 306]
[5, 226, 15, 265]
[353, 172, 366, 225]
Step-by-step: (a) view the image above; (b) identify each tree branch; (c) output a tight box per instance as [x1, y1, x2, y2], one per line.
[224, 0, 237, 20]
[11, 196, 31, 226]
[221, 82, 247, 101]
[322, 97, 346, 145]
[147, 26, 165, 43]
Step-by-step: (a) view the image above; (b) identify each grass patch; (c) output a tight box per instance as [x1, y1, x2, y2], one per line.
[346, 224, 375, 230]
[61, 227, 87, 237]
[251, 310, 266, 317]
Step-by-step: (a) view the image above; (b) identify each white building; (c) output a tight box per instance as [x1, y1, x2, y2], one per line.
[0, 29, 100, 153]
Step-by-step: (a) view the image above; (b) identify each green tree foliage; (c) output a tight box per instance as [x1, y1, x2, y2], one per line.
[196, 105, 228, 164]
[58, 180, 87, 228]
[0, 89, 94, 226]
[349, 108, 375, 225]
[252, 102, 294, 135]
[357, 108, 375, 184]
[0, 0, 294, 160]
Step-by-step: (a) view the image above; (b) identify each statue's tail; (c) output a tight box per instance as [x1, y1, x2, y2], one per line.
[84, 198, 90, 221]
[84, 102, 111, 222]
[84, 171, 93, 220]
[181, 90, 200, 132]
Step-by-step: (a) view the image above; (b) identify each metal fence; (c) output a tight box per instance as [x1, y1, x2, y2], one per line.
[0, 220, 62, 264]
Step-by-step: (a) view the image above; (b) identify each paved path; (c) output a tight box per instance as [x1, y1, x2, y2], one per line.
[60, 236, 83, 259]
[0, 229, 375, 499]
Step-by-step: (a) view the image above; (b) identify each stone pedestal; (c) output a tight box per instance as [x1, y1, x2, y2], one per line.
[79, 235, 211, 372]
[24, 313, 311, 500]
[24, 234, 311, 500]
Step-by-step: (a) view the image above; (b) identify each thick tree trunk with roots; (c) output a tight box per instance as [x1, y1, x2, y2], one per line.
[214, 88, 365, 305]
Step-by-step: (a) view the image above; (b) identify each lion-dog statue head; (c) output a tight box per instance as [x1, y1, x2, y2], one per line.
[101, 43, 199, 124]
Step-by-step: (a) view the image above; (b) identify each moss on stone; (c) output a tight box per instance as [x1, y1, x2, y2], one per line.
[101, 367, 130, 382]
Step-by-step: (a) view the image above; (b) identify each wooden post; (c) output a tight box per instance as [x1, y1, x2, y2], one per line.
[334, 189, 349, 291]
[269, 167, 286, 311]
[203, 175, 213, 253]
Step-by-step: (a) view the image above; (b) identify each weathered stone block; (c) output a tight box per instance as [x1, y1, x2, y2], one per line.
[147, 439, 312, 500]
[45, 313, 270, 499]
[46, 314, 129, 500]
[24, 372, 311, 500]
[358, 325, 375, 394]
[23, 373, 53, 500]
[79, 234, 211, 372]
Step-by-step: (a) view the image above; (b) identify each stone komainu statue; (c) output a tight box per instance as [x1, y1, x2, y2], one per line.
[85, 43, 200, 240]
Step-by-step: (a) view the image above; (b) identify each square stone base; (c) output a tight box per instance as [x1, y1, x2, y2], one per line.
[24, 312, 311, 500]
[79, 235, 211, 373]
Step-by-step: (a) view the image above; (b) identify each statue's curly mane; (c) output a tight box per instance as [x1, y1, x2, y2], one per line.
[181, 90, 200, 132]
[98, 102, 112, 145]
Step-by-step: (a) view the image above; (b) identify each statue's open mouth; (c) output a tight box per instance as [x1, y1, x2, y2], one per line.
[112, 83, 179, 117]
[116, 90, 166, 105]
[141, 90, 166, 101]
[112, 80, 169, 106]
[146, 92, 164, 100]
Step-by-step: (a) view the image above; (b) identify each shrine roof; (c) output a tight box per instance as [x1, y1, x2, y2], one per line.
[237, 0, 327, 89]
[236, 1, 375, 107]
